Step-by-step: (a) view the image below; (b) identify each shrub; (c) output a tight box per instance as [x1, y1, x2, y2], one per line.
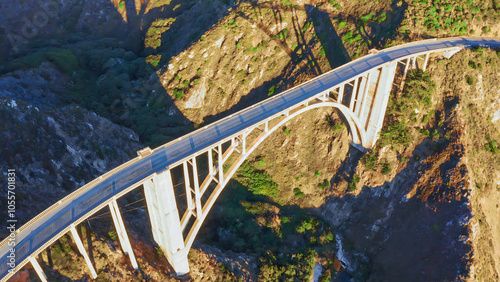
[318, 179, 329, 189]
[284, 127, 292, 135]
[237, 162, 280, 199]
[349, 174, 360, 191]
[293, 188, 305, 198]
[296, 218, 319, 233]
[268, 85, 276, 96]
[380, 69, 435, 147]
[485, 139, 499, 153]
[108, 231, 117, 241]
[155, 247, 164, 257]
[381, 162, 391, 174]
[362, 149, 378, 170]
[466, 76, 475, 85]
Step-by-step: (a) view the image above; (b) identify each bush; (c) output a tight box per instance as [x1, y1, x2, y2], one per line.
[485, 139, 499, 153]
[237, 162, 280, 199]
[380, 69, 435, 148]
[318, 179, 329, 189]
[293, 188, 305, 198]
[466, 76, 475, 85]
[362, 149, 378, 171]
[296, 218, 319, 233]
[349, 174, 360, 191]
[381, 162, 391, 174]
[284, 127, 292, 135]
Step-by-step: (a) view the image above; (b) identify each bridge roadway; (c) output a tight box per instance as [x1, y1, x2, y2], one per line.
[2, 37, 500, 280]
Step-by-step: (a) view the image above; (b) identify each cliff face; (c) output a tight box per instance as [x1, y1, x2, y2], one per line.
[0, 61, 142, 238]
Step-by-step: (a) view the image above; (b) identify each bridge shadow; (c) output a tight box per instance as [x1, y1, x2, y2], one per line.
[305, 5, 350, 70]
[202, 3, 346, 125]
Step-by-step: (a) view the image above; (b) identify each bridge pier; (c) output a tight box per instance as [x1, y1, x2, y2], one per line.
[144, 171, 189, 276]
[109, 198, 138, 270]
[370, 61, 398, 145]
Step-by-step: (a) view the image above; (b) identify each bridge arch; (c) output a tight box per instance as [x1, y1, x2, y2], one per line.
[181, 100, 364, 246]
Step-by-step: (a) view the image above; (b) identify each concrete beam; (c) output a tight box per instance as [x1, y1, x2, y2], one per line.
[358, 71, 371, 120]
[191, 157, 202, 219]
[109, 198, 138, 270]
[182, 162, 194, 211]
[217, 144, 224, 184]
[338, 84, 344, 104]
[28, 257, 47, 282]
[69, 225, 97, 279]
[423, 53, 430, 71]
[349, 78, 359, 111]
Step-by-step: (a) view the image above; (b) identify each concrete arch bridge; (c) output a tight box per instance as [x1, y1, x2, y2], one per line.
[1, 37, 499, 281]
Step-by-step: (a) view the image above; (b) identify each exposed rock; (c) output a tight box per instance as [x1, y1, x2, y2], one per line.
[196, 244, 258, 282]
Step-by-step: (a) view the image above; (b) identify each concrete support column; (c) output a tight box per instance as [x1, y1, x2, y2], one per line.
[109, 198, 138, 270]
[182, 162, 194, 211]
[423, 53, 430, 71]
[338, 84, 344, 104]
[217, 144, 224, 184]
[207, 148, 213, 175]
[144, 171, 189, 276]
[29, 257, 47, 282]
[69, 225, 97, 279]
[241, 133, 247, 155]
[402, 58, 411, 78]
[358, 72, 372, 119]
[191, 157, 202, 218]
[264, 121, 269, 132]
[373, 61, 398, 136]
[349, 78, 359, 110]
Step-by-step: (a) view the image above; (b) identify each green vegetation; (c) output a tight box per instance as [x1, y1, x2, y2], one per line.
[349, 174, 360, 191]
[296, 218, 320, 233]
[362, 149, 378, 171]
[402, 0, 499, 36]
[485, 139, 499, 153]
[108, 231, 117, 241]
[361, 12, 373, 23]
[0, 49, 79, 75]
[146, 54, 162, 67]
[236, 162, 279, 200]
[379, 69, 435, 148]
[381, 162, 391, 174]
[283, 127, 292, 136]
[155, 246, 164, 257]
[259, 250, 317, 281]
[466, 75, 475, 85]
[268, 85, 276, 96]
[145, 18, 174, 49]
[318, 179, 329, 189]
[294, 188, 305, 198]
